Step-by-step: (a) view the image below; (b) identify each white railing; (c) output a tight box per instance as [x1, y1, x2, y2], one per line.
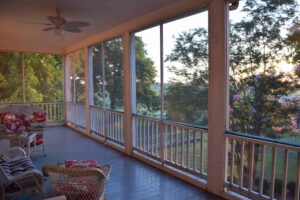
[133, 115, 161, 159]
[164, 121, 208, 178]
[132, 114, 208, 179]
[90, 107, 124, 145]
[226, 132, 300, 200]
[0, 102, 64, 125]
[66, 102, 86, 129]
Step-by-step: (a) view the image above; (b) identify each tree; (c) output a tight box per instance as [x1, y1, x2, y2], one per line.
[165, 28, 209, 126]
[165, 0, 300, 135]
[24, 53, 63, 102]
[91, 37, 160, 113]
[0, 52, 63, 103]
[229, 0, 299, 137]
[0, 52, 23, 103]
[135, 36, 160, 116]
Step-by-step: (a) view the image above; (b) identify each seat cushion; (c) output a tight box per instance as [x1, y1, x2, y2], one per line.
[0, 158, 35, 180]
[28, 138, 45, 147]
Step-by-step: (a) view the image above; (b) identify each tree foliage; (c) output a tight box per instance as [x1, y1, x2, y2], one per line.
[135, 36, 160, 116]
[164, 0, 300, 137]
[0, 52, 62, 103]
[165, 28, 208, 126]
[91, 37, 160, 113]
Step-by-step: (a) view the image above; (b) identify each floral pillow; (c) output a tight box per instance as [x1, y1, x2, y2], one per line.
[4, 114, 26, 133]
[31, 112, 46, 123]
[16, 114, 31, 127]
[64, 159, 102, 169]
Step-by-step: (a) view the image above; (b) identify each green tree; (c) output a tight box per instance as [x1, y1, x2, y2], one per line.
[91, 37, 159, 113]
[165, 0, 300, 135]
[135, 36, 160, 116]
[165, 28, 208, 126]
[0, 52, 23, 103]
[0, 52, 62, 103]
[24, 53, 63, 102]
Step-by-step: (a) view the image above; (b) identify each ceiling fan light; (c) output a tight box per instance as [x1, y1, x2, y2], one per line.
[54, 28, 64, 36]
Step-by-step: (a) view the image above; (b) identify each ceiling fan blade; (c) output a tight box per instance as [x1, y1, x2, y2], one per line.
[23, 21, 52, 25]
[47, 16, 66, 25]
[64, 21, 90, 27]
[43, 27, 55, 31]
[63, 26, 82, 33]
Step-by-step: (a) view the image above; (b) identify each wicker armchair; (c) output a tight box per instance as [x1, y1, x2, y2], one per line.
[0, 147, 45, 200]
[43, 165, 111, 200]
[0, 147, 27, 162]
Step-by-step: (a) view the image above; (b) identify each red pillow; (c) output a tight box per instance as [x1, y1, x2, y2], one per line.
[4, 114, 26, 133]
[64, 160, 101, 169]
[28, 138, 45, 147]
[31, 112, 46, 123]
[16, 114, 31, 127]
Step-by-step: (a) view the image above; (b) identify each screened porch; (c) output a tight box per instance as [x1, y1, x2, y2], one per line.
[1, 0, 300, 200]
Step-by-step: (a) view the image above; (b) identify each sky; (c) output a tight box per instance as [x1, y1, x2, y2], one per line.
[135, 0, 298, 83]
[135, 11, 208, 83]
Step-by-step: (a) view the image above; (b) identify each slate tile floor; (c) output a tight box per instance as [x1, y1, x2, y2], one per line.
[16, 127, 223, 200]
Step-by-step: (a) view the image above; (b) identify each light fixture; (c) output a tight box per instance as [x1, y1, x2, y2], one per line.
[54, 27, 64, 36]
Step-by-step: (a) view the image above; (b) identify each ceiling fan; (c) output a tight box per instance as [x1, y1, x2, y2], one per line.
[27, 9, 90, 35]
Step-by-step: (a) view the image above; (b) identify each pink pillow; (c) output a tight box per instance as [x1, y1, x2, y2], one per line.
[64, 159, 101, 169]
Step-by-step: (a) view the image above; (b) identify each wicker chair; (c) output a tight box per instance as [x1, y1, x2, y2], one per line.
[0, 147, 45, 200]
[0, 147, 27, 162]
[43, 165, 111, 200]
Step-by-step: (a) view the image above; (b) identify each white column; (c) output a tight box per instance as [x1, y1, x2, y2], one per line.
[84, 47, 91, 134]
[88, 48, 94, 106]
[130, 33, 137, 148]
[22, 53, 26, 103]
[123, 32, 133, 155]
[207, 0, 229, 196]
[62, 55, 67, 125]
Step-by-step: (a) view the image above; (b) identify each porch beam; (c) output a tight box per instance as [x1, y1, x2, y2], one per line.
[123, 32, 133, 155]
[207, 0, 229, 196]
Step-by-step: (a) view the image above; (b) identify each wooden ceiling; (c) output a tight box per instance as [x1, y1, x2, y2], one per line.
[0, 0, 193, 54]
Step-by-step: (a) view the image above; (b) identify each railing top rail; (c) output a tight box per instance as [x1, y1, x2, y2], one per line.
[0, 101, 63, 105]
[89, 106, 124, 115]
[66, 102, 86, 108]
[132, 114, 208, 132]
[226, 131, 300, 152]
[132, 114, 160, 122]
[163, 120, 208, 132]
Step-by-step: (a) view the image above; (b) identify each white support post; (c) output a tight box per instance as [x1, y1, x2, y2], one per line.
[62, 55, 67, 125]
[88, 48, 94, 106]
[22, 53, 26, 103]
[123, 32, 133, 155]
[84, 47, 91, 134]
[207, 0, 229, 196]
[159, 23, 165, 163]
[130, 33, 137, 148]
